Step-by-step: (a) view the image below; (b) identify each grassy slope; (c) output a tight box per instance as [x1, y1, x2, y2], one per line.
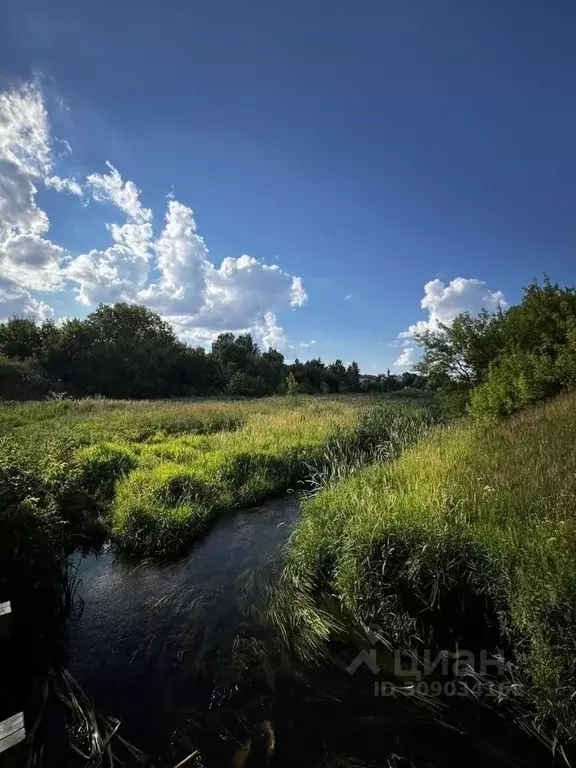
[0, 394, 434, 555]
[282, 393, 576, 735]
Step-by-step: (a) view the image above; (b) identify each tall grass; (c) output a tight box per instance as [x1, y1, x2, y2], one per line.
[110, 399, 436, 555]
[0, 394, 435, 556]
[276, 393, 576, 740]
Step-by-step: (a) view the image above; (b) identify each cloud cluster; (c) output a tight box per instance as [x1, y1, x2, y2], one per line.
[393, 277, 507, 368]
[0, 82, 70, 318]
[392, 346, 417, 368]
[400, 278, 506, 339]
[67, 162, 154, 306]
[0, 81, 307, 343]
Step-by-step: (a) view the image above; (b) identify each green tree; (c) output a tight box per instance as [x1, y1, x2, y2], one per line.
[261, 348, 286, 393]
[414, 309, 505, 385]
[0, 316, 44, 360]
[41, 318, 95, 395]
[87, 304, 183, 398]
[0, 354, 51, 400]
[381, 369, 401, 392]
[346, 361, 360, 392]
[172, 344, 222, 395]
[328, 359, 347, 392]
[302, 358, 328, 392]
[41, 304, 185, 398]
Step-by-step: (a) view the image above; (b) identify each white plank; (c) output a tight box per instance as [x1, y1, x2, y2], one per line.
[0, 713, 24, 739]
[0, 602, 11, 617]
[0, 727, 26, 754]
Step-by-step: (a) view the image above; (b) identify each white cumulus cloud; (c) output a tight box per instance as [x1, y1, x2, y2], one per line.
[45, 174, 83, 197]
[0, 81, 307, 346]
[0, 277, 54, 321]
[399, 277, 507, 339]
[67, 245, 149, 305]
[68, 163, 153, 304]
[392, 346, 417, 368]
[137, 201, 306, 342]
[257, 311, 287, 350]
[87, 162, 151, 222]
[290, 276, 307, 307]
[0, 82, 52, 177]
[0, 234, 67, 291]
[0, 80, 71, 310]
[0, 165, 49, 240]
[138, 199, 207, 314]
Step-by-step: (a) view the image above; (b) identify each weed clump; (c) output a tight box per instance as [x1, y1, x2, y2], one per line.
[112, 461, 226, 555]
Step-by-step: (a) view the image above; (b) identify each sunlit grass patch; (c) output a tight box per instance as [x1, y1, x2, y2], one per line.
[111, 462, 216, 555]
[72, 442, 138, 503]
[108, 397, 434, 555]
[0, 394, 436, 556]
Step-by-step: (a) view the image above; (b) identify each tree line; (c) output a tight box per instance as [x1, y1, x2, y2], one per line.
[415, 277, 576, 418]
[0, 303, 425, 400]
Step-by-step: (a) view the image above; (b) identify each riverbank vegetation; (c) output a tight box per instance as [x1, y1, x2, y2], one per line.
[275, 279, 576, 745]
[0, 395, 435, 557]
[0, 393, 437, 759]
[280, 394, 576, 735]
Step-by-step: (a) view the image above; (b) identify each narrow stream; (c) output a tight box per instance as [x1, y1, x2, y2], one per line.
[67, 497, 560, 768]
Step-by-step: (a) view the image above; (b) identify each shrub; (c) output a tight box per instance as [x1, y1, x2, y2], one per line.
[469, 350, 559, 420]
[438, 380, 473, 418]
[0, 356, 52, 401]
[0, 464, 51, 515]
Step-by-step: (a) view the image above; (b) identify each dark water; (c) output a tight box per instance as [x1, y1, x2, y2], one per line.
[68, 498, 560, 768]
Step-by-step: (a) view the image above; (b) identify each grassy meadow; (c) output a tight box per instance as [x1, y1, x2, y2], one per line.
[0, 393, 435, 556]
[6, 387, 576, 742]
[276, 392, 576, 739]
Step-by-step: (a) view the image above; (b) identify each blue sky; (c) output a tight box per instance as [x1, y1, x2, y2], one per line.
[1, 0, 576, 372]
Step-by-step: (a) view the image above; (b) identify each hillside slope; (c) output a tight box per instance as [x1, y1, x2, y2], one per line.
[282, 393, 576, 738]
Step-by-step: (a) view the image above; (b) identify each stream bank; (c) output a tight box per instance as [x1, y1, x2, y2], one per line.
[62, 496, 559, 768]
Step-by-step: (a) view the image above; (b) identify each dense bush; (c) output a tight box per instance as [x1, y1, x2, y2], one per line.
[416, 278, 576, 420]
[0, 355, 52, 400]
[469, 351, 558, 419]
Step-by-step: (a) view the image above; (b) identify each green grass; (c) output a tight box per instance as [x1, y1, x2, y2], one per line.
[0, 394, 435, 556]
[277, 393, 576, 739]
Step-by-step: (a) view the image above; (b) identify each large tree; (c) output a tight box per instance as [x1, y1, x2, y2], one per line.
[41, 304, 185, 398]
[346, 361, 360, 392]
[0, 316, 45, 360]
[414, 309, 505, 385]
